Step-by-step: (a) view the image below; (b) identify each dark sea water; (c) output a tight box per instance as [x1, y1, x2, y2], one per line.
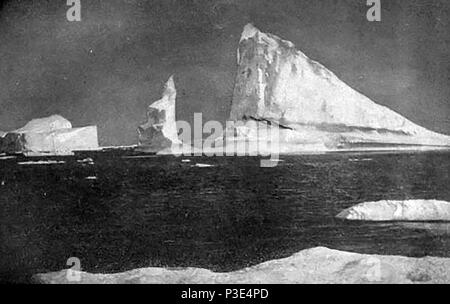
[1, 151, 450, 283]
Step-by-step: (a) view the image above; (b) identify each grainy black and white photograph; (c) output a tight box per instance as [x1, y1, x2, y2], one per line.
[0, 0, 450, 290]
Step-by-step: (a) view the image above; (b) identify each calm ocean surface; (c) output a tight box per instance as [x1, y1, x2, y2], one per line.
[1, 151, 449, 283]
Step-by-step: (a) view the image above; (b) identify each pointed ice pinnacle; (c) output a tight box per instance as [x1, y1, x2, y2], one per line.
[230, 24, 450, 150]
[138, 76, 182, 152]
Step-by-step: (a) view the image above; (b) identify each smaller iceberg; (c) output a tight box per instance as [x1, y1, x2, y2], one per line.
[0, 115, 98, 156]
[337, 200, 450, 221]
[137, 76, 182, 153]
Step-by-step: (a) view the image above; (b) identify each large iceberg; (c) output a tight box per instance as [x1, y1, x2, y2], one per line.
[0, 115, 98, 155]
[228, 24, 450, 151]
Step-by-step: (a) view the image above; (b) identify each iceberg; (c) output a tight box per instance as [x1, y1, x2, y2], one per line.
[337, 200, 450, 221]
[0, 115, 99, 155]
[228, 24, 450, 152]
[23, 126, 99, 155]
[18, 160, 66, 166]
[137, 76, 182, 153]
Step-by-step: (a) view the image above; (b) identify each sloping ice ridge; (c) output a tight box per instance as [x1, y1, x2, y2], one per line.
[228, 24, 450, 151]
[34, 247, 450, 284]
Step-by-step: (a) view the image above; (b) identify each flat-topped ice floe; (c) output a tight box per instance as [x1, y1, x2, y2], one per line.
[33, 247, 450, 284]
[192, 163, 214, 168]
[0, 115, 99, 156]
[18, 160, 66, 166]
[337, 200, 450, 221]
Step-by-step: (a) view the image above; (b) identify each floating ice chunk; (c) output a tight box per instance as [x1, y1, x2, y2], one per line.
[337, 200, 450, 222]
[18, 160, 66, 166]
[77, 158, 94, 164]
[349, 158, 373, 162]
[193, 163, 214, 168]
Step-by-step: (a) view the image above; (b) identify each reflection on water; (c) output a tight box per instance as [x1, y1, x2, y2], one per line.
[0, 151, 449, 283]
[398, 223, 450, 236]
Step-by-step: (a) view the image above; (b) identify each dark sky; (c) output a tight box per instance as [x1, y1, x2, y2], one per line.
[0, 0, 449, 146]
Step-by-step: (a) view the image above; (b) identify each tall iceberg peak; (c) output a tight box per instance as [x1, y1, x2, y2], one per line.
[137, 76, 182, 152]
[239, 23, 260, 43]
[230, 24, 450, 149]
